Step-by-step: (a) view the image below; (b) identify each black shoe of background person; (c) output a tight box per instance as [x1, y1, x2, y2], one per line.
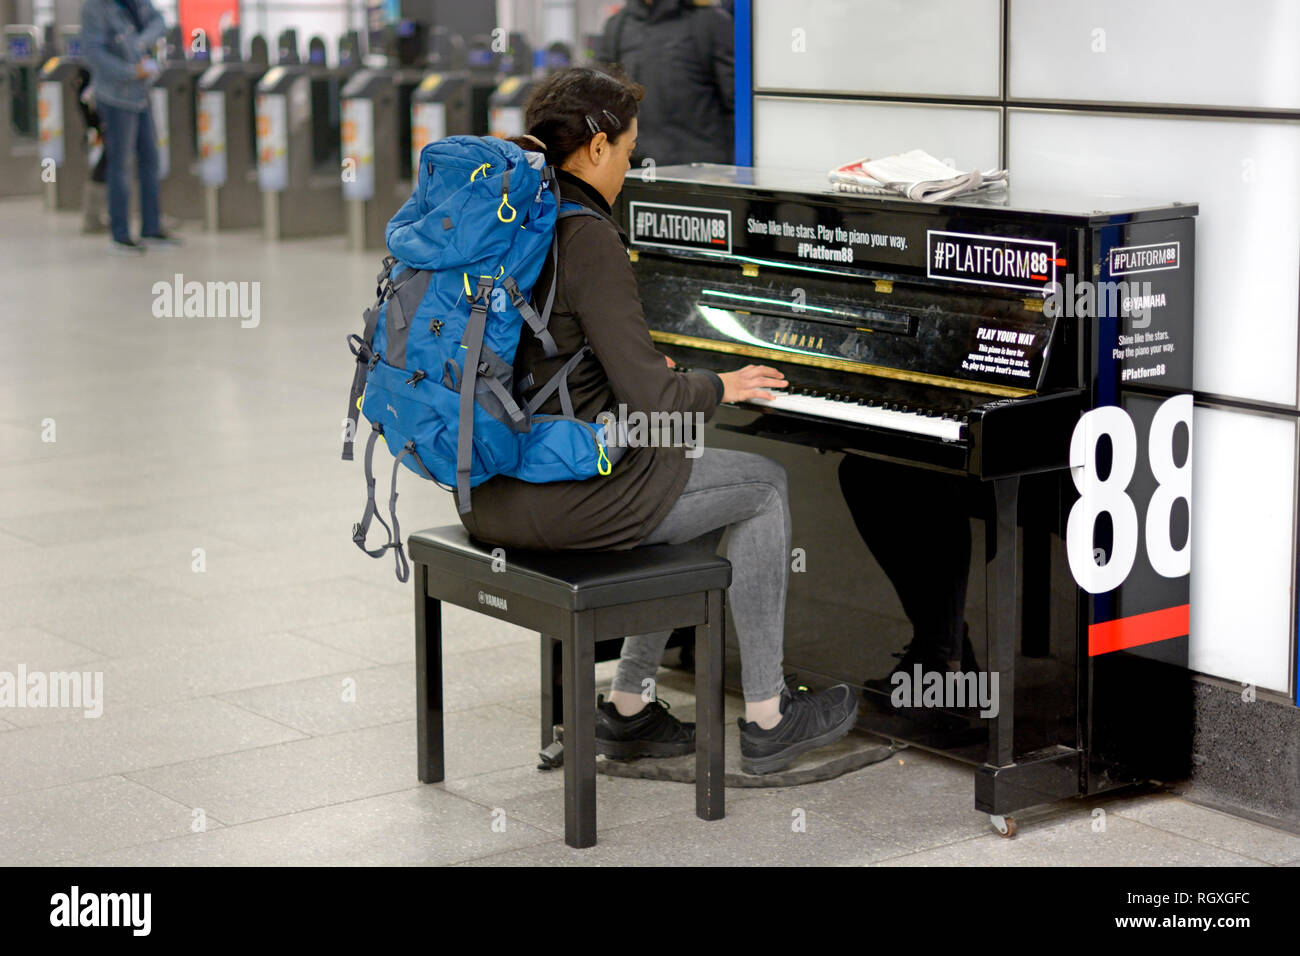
[140, 231, 182, 246]
[109, 238, 145, 256]
[738, 679, 858, 775]
[863, 623, 979, 701]
[595, 694, 695, 759]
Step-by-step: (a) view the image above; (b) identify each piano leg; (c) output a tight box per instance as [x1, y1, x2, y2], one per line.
[1021, 527, 1051, 658]
[984, 476, 1019, 770]
[975, 476, 1079, 830]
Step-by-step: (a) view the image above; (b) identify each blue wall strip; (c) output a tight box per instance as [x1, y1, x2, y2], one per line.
[734, 0, 753, 166]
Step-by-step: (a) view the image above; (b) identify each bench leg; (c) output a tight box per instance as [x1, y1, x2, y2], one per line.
[414, 563, 444, 783]
[562, 612, 597, 848]
[540, 634, 563, 750]
[695, 588, 725, 821]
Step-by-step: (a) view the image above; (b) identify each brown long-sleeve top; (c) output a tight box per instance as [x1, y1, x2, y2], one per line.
[456, 169, 724, 550]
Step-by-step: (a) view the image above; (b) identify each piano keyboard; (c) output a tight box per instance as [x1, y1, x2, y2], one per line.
[742, 388, 967, 441]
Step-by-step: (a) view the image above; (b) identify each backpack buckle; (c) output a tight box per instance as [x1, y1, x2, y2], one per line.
[502, 277, 527, 307]
[470, 275, 495, 306]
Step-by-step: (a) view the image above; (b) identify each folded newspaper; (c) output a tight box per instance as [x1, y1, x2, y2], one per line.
[828, 149, 1008, 202]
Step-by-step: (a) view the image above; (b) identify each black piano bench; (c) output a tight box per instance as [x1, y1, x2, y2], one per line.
[407, 525, 732, 849]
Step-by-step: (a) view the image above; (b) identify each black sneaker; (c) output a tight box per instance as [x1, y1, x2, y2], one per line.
[109, 238, 145, 256]
[864, 623, 978, 700]
[738, 680, 858, 775]
[140, 231, 182, 246]
[595, 694, 695, 759]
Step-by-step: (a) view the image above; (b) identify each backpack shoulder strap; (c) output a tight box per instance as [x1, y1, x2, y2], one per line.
[558, 201, 603, 221]
[533, 179, 605, 336]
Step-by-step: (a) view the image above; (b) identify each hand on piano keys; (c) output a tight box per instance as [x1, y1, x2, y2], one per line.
[719, 364, 789, 403]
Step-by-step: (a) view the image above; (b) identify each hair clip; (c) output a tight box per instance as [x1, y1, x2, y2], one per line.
[584, 114, 600, 135]
[601, 109, 622, 130]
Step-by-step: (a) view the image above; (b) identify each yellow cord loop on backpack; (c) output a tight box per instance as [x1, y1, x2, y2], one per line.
[597, 444, 612, 476]
[470, 162, 491, 182]
[497, 192, 517, 223]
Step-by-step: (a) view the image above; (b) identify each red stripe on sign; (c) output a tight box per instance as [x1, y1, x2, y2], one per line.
[1088, 604, 1189, 656]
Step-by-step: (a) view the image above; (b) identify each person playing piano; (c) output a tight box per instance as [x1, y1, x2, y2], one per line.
[839, 454, 979, 696]
[460, 66, 860, 774]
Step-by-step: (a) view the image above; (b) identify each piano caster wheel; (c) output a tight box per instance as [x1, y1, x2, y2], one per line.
[990, 814, 1018, 838]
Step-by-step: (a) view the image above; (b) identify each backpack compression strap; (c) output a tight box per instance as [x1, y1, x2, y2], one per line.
[342, 256, 397, 461]
[455, 275, 496, 514]
[353, 421, 440, 583]
[342, 256, 429, 461]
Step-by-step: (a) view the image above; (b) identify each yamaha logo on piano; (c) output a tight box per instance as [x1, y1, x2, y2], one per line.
[771, 332, 826, 350]
[629, 201, 733, 255]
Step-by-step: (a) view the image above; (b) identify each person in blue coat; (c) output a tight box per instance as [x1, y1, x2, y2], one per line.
[80, 0, 180, 253]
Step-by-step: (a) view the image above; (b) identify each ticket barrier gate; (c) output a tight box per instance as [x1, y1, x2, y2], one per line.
[340, 64, 426, 250]
[37, 28, 88, 211]
[309, 33, 358, 172]
[154, 25, 208, 220]
[487, 38, 575, 140]
[408, 71, 473, 179]
[465, 35, 499, 136]
[408, 29, 472, 176]
[255, 30, 344, 239]
[197, 29, 268, 230]
[1, 25, 43, 196]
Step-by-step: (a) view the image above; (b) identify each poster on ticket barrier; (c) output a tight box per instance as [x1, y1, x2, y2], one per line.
[341, 97, 374, 201]
[38, 81, 64, 167]
[197, 89, 227, 186]
[256, 92, 288, 192]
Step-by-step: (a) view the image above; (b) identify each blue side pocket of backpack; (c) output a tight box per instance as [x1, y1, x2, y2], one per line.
[514, 417, 608, 483]
[362, 359, 528, 488]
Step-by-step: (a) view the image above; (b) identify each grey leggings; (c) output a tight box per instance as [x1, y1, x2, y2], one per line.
[612, 447, 791, 703]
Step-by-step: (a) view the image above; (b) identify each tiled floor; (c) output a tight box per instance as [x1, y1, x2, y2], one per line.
[2, 197, 1297, 866]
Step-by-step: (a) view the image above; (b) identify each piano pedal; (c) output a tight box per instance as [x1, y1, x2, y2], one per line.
[537, 725, 564, 770]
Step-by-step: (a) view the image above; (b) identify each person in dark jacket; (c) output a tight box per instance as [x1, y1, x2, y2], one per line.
[462, 67, 858, 775]
[80, 0, 179, 253]
[595, 0, 734, 166]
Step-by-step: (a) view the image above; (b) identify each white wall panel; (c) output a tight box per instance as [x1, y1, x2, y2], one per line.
[1008, 110, 1300, 407]
[754, 0, 1001, 97]
[1009, 0, 1300, 110]
[755, 97, 1001, 175]
[1189, 407, 1296, 692]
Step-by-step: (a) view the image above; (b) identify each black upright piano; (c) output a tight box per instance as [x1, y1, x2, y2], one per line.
[619, 165, 1196, 833]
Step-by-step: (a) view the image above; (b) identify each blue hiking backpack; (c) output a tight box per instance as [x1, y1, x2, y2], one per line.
[342, 135, 625, 581]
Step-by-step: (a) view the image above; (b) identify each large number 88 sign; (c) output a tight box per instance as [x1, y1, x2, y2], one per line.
[1066, 394, 1192, 595]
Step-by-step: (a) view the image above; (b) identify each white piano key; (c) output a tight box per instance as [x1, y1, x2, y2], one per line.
[742, 392, 966, 441]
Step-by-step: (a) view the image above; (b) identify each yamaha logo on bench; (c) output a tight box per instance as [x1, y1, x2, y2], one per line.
[477, 590, 508, 611]
[629, 201, 732, 255]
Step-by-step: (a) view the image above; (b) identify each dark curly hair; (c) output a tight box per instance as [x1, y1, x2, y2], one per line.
[504, 66, 644, 167]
